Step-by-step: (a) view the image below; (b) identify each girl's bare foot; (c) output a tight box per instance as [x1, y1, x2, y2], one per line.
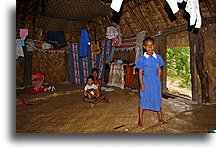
[106, 99, 111, 103]
[102, 99, 110, 103]
[90, 103, 95, 108]
[138, 120, 143, 127]
[159, 119, 167, 124]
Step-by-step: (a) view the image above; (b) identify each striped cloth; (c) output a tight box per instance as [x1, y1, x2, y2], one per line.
[114, 38, 136, 51]
[69, 40, 113, 84]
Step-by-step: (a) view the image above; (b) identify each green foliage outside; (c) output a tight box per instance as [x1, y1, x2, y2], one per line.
[166, 47, 191, 88]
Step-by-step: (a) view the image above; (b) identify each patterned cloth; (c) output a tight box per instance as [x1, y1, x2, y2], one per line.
[69, 40, 113, 84]
[34, 40, 66, 53]
[107, 63, 125, 89]
[114, 38, 136, 51]
[26, 39, 36, 52]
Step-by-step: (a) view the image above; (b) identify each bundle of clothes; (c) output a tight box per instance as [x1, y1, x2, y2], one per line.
[47, 31, 67, 50]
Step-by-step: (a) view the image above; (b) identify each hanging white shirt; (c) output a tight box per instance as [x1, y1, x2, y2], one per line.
[165, 0, 201, 28]
[16, 39, 24, 59]
[185, 0, 201, 28]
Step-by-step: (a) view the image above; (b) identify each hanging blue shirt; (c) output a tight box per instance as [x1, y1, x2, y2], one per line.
[79, 29, 90, 58]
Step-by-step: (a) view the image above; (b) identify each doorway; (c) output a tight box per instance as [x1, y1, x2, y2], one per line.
[166, 46, 192, 99]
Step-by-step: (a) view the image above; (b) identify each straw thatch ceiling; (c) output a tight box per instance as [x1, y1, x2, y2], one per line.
[17, 0, 112, 21]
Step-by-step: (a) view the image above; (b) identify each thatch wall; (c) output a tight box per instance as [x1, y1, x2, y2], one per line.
[16, 60, 24, 87]
[16, 51, 70, 86]
[32, 51, 68, 84]
[167, 31, 189, 49]
[113, 50, 136, 63]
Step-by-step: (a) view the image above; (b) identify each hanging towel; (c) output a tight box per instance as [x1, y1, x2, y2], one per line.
[106, 26, 118, 39]
[16, 39, 24, 59]
[79, 29, 90, 58]
[135, 30, 147, 63]
[20, 29, 28, 40]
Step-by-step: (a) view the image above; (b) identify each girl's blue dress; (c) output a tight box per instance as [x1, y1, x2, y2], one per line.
[136, 53, 164, 111]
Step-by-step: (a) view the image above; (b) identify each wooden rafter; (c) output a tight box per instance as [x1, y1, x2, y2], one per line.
[203, 0, 215, 16]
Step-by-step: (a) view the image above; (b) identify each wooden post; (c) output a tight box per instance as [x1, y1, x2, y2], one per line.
[23, 46, 32, 87]
[189, 29, 210, 103]
[154, 34, 168, 93]
[196, 30, 210, 103]
[65, 50, 69, 82]
[189, 31, 200, 102]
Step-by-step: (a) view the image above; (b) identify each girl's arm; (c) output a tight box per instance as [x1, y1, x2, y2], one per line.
[96, 88, 100, 97]
[158, 67, 162, 81]
[139, 69, 145, 92]
[84, 90, 87, 96]
[98, 79, 102, 91]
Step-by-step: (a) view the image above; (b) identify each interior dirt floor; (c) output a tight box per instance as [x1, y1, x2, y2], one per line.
[16, 83, 216, 133]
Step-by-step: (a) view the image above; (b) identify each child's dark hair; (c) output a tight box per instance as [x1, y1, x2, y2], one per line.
[87, 75, 94, 81]
[91, 68, 99, 73]
[143, 37, 154, 45]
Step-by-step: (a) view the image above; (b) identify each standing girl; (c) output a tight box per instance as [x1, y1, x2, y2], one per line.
[136, 37, 167, 127]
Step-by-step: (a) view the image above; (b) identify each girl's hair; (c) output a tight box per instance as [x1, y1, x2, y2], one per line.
[91, 68, 99, 73]
[143, 37, 154, 45]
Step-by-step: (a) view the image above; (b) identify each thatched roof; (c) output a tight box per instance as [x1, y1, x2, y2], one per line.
[16, 0, 215, 41]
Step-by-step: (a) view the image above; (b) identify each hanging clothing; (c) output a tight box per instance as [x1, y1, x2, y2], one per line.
[26, 39, 36, 51]
[106, 47, 115, 64]
[111, 26, 122, 47]
[20, 39, 25, 46]
[106, 26, 122, 47]
[20, 29, 28, 40]
[125, 65, 135, 87]
[47, 31, 67, 50]
[165, 0, 201, 28]
[16, 39, 24, 59]
[165, 0, 184, 14]
[135, 30, 147, 64]
[107, 63, 124, 89]
[106, 26, 118, 39]
[185, 0, 201, 28]
[136, 52, 164, 111]
[79, 29, 90, 58]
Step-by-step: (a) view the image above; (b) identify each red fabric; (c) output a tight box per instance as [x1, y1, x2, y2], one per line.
[125, 66, 134, 87]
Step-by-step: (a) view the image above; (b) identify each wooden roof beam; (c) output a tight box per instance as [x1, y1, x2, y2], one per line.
[163, 16, 215, 35]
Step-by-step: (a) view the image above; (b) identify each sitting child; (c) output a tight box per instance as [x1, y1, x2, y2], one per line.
[91, 68, 110, 104]
[83, 76, 100, 102]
